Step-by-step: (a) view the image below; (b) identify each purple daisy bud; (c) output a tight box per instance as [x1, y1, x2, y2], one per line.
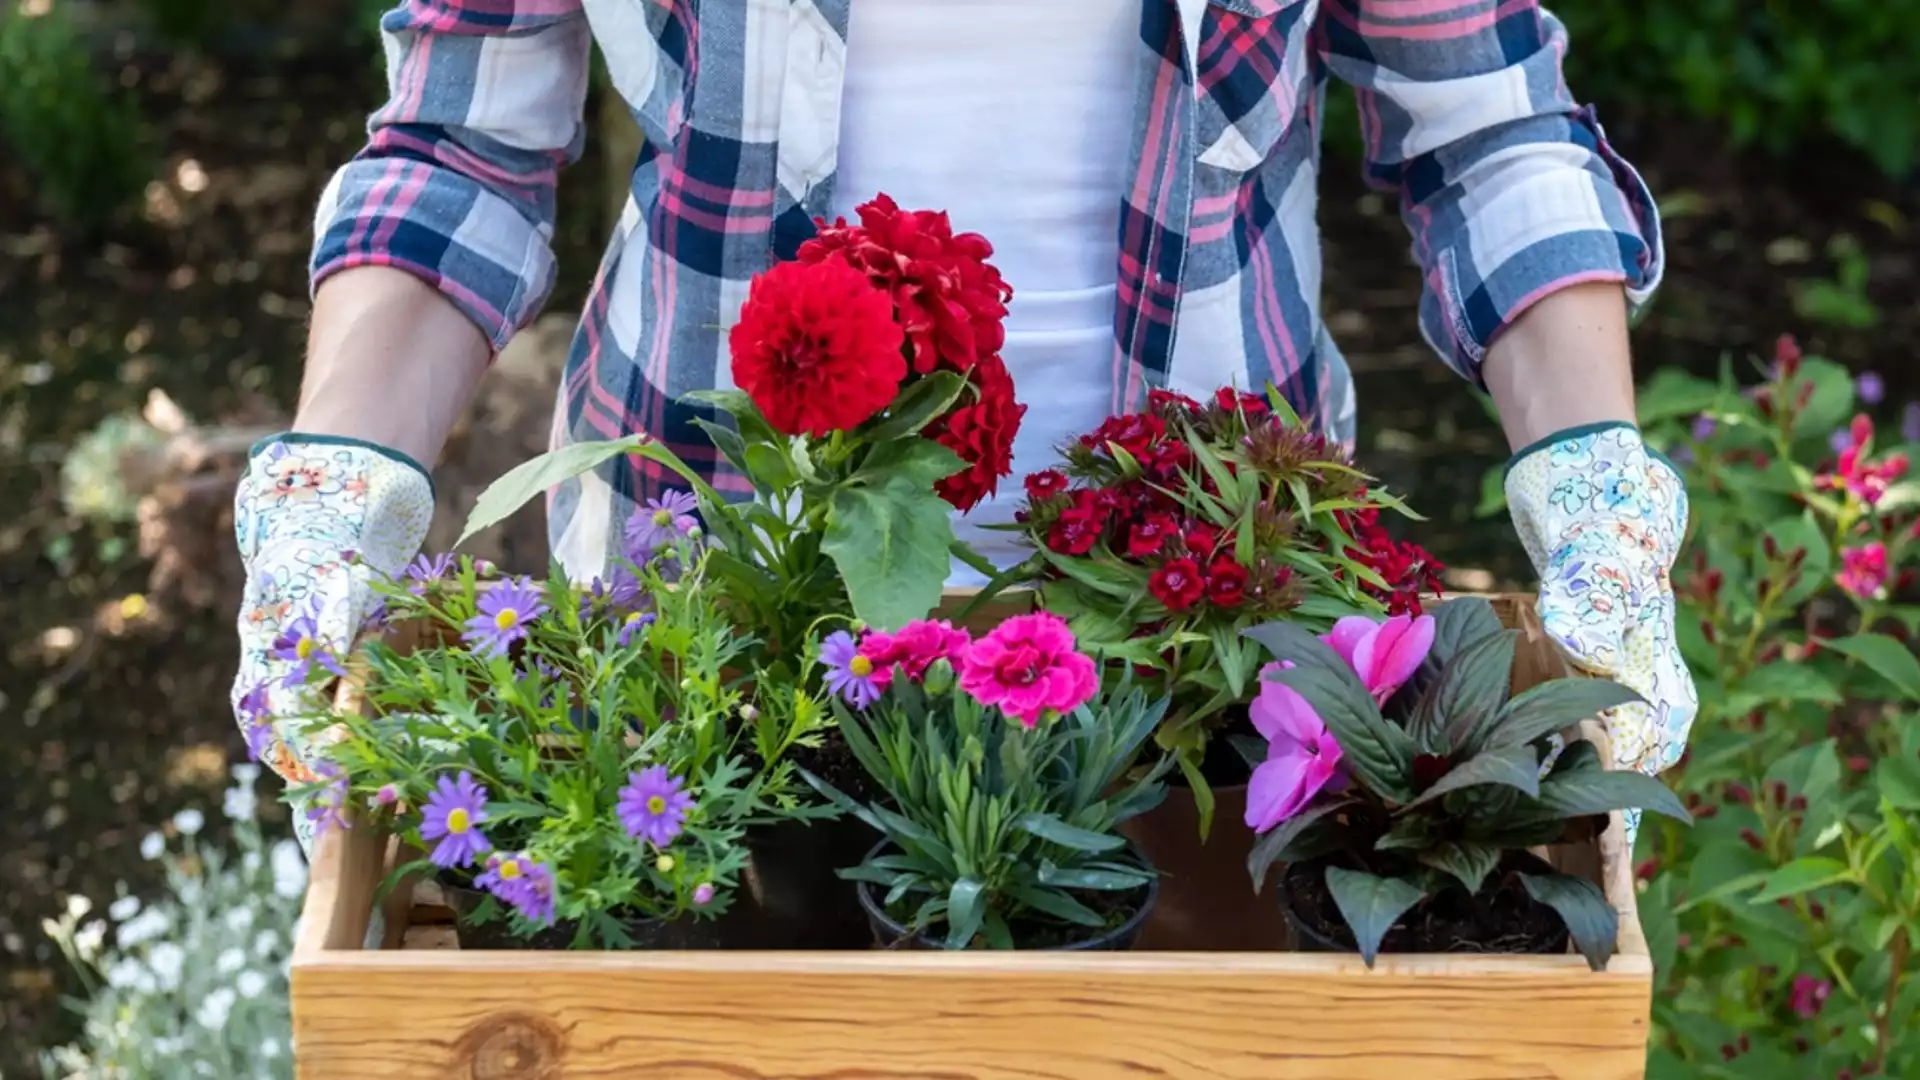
[820, 631, 881, 709]
[617, 765, 695, 847]
[270, 599, 347, 687]
[624, 491, 699, 558]
[1856, 372, 1885, 405]
[420, 771, 492, 868]
[462, 576, 548, 658]
[692, 882, 716, 906]
[371, 783, 400, 809]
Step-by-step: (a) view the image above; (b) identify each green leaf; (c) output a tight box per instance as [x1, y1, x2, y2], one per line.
[1473, 464, 1508, 518]
[1428, 628, 1519, 755]
[1424, 596, 1503, 672]
[1324, 867, 1428, 966]
[743, 440, 798, 492]
[1417, 843, 1503, 895]
[1402, 743, 1540, 810]
[854, 438, 967, 491]
[1247, 799, 1350, 892]
[1037, 546, 1143, 601]
[1483, 678, 1644, 751]
[1520, 872, 1619, 971]
[822, 477, 955, 631]
[1036, 863, 1153, 891]
[1724, 663, 1843, 713]
[681, 388, 783, 444]
[458, 435, 645, 544]
[1006, 884, 1107, 929]
[944, 878, 986, 950]
[1177, 753, 1218, 841]
[1821, 632, 1920, 699]
[689, 418, 754, 483]
[1879, 756, 1920, 811]
[865, 371, 969, 442]
[1535, 765, 1693, 823]
[1017, 812, 1126, 853]
[1748, 857, 1851, 903]
[1636, 368, 1720, 424]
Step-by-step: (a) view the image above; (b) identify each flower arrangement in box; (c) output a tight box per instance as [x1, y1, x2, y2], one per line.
[461, 194, 1025, 668]
[802, 612, 1173, 949]
[987, 386, 1442, 809]
[1241, 595, 1692, 967]
[276, 538, 831, 949]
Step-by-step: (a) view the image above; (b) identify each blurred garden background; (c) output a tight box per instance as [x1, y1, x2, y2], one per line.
[3, 1, 1918, 1076]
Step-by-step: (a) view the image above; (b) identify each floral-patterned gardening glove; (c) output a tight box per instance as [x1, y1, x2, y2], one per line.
[1506, 422, 1694, 845]
[230, 436, 433, 852]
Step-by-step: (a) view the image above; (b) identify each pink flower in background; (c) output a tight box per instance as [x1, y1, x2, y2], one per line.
[1789, 974, 1832, 1019]
[1245, 662, 1345, 833]
[958, 613, 1097, 727]
[1824, 414, 1910, 507]
[1836, 543, 1889, 600]
[859, 619, 973, 690]
[1321, 614, 1436, 704]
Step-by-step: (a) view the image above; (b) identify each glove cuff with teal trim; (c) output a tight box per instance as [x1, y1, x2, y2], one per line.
[1504, 421, 1688, 576]
[233, 434, 436, 577]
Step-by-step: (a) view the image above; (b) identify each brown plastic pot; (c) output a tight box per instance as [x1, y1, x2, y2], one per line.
[1116, 783, 1291, 951]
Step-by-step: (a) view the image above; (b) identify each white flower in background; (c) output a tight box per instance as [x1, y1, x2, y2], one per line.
[108, 895, 141, 922]
[66, 895, 92, 920]
[254, 928, 281, 958]
[172, 808, 205, 836]
[224, 784, 258, 822]
[115, 908, 169, 947]
[231, 762, 261, 786]
[270, 840, 306, 899]
[236, 969, 268, 999]
[146, 942, 185, 990]
[216, 947, 246, 974]
[225, 906, 255, 933]
[104, 957, 152, 992]
[140, 832, 165, 860]
[260, 1038, 282, 1060]
[196, 987, 237, 1029]
[72, 920, 107, 960]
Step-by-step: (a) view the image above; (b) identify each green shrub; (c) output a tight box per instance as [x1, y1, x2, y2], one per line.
[0, 6, 152, 231]
[1556, 0, 1920, 176]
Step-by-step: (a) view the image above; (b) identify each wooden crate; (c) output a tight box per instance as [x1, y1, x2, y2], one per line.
[291, 593, 1653, 1080]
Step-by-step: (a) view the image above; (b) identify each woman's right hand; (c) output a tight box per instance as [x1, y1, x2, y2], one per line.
[230, 436, 433, 848]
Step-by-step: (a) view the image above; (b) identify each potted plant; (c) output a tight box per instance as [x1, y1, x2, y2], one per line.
[978, 386, 1441, 946]
[277, 542, 830, 950]
[1242, 595, 1693, 967]
[801, 612, 1172, 949]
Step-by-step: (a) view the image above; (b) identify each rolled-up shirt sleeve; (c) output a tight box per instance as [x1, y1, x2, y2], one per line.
[1316, 0, 1664, 384]
[311, 1, 592, 352]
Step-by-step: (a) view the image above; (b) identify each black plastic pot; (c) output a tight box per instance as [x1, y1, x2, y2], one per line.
[854, 842, 1160, 951]
[736, 816, 877, 949]
[1280, 851, 1573, 956]
[440, 879, 732, 951]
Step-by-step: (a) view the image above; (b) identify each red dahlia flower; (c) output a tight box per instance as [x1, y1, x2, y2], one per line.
[931, 353, 1026, 511]
[800, 194, 1011, 376]
[728, 256, 906, 436]
[1150, 558, 1206, 612]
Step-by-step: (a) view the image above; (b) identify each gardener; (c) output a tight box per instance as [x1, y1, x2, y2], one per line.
[233, 0, 1694, 846]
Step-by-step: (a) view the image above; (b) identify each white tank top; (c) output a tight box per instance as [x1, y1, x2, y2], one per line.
[829, 0, 1138, 585]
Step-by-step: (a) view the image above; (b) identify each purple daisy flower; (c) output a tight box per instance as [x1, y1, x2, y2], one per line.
[615, 611, 655, 648]
[271, 600, 346, 687]
[576, 566, 643, 622]
[618, 765, 695, 847]
[821, 631, 880, 709]
[420, 771, 492, 868]
[1690, 414, 1715, 442]
[1856, 372, 1885, 405]
[305, 762, 351, 837]
[463, 576, 548, 658]
[405, 553, 457, 595]
[237, 682, 276, 762]
[476, 851, 555, 925]
[1903, 402, 1920, 444]
[624, 491, 699, 558]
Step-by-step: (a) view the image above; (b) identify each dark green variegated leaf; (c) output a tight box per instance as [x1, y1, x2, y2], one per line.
[1401, 743, 1540, 811]
[1536, 765, 1692, 823]
[1520, 872, 1619, 971]
[1007, 884, 1107, 928]
[1325, 867, 1428, 967]
[944, 878, 986, 949]
[1548, 737, 1601, 776]
[1484, 678, 1643, 751]
[1241, 619, 1371, 698]
[1247, 798, 1351, 892]
[1018, 812, 1127, 853]
[1373, 813, 1440, 852]
[1424, 596, 1503, 672]
[1436, 629, 1520, 755]
[1228, 733, 1268, 771]
[1417, 843, 1503, 895]
[1269, 664, 1416, 802]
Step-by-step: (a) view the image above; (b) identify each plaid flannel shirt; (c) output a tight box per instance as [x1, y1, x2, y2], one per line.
[313, 0, 1664, 579]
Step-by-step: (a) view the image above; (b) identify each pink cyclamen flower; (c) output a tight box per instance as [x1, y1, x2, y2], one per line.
[1245, 662, 1345, 833]
[1321, 613, 1436, 703]
[958, 612, 1099, 727]
[1789, 974, 1832, 1019]
[859, 619, 973, 691]
[1836, 543, 1890, 600]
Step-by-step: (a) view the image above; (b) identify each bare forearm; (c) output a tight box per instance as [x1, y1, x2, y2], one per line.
[295, 267, 491, 465]
[1482, 281, 1637, 450]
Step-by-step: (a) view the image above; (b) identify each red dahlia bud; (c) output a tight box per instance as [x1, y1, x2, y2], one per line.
[1704, 568, 1724, 596]
[1790, 546, 1809, 568]
[1770, 781, 1789, 806]
[1635, 858, 1659, 881]
[1696, 803, 1720, 819]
